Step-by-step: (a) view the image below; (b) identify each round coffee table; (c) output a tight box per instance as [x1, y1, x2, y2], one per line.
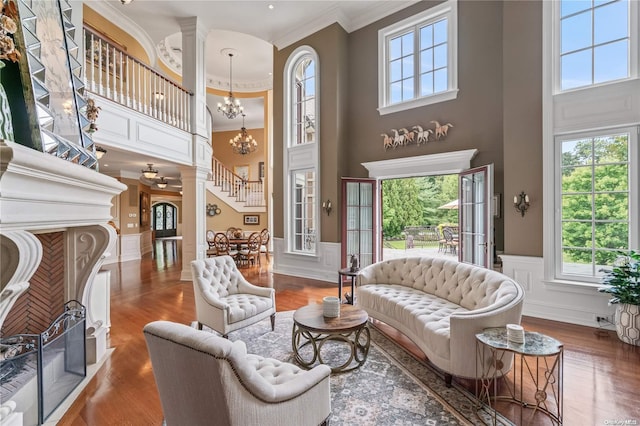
[292, 304, 370, 373]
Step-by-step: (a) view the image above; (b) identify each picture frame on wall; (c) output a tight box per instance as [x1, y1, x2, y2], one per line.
[234, 165, 249, 181]
[243, 214, 260, 225]
[140, 192, 150, 227]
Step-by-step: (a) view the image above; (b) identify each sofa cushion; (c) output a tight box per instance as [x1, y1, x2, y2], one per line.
[222, 294, 273, 324]
[358, 284, 467, 360]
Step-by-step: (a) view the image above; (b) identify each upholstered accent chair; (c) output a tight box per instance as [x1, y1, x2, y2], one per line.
[144, 321, 331, 426]
[191, 256, 275, 338]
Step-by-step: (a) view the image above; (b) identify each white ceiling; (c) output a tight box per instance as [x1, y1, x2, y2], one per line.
[88, 0, 418, 180]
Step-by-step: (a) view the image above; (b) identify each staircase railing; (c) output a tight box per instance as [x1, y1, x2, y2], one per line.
[83, 26, 192, 132]
[211, 157, 265, 207]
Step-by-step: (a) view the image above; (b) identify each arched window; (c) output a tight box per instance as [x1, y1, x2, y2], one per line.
[284, 47, 320, 254]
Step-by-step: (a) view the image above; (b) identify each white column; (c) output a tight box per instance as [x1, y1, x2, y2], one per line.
[179, 16, 209, 139]
[178, 17, 212, 281]
[180, 166, 209, 281]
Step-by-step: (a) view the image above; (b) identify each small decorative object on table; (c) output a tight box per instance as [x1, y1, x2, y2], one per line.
[322, 296, 340, 318]
[349, 254, 359, 272]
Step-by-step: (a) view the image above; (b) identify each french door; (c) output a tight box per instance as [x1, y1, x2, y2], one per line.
[458, 164, 493, 268]
[153, 203, 177, 238]
[341, 178, 378, 269]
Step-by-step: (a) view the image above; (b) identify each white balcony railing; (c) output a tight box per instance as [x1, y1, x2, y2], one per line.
[83, 26, 192, 132]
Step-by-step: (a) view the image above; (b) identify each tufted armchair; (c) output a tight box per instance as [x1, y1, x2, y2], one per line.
[144, 321, 331, 426]
[191, 256, 275, 338]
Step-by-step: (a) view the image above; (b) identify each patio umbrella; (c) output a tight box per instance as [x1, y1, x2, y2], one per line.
[438, 199, 459, 209]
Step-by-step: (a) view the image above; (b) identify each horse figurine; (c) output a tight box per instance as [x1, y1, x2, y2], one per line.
[400, 128, 415, 145]
[431, 121, 454, 140]
[412, 125, 433, 145]
[381, 133, 393, 150]
[391, 129, 405, 147]
[349, 254, 359, 272]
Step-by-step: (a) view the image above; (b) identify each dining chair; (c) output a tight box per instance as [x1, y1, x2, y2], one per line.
[238, 232, 261, 267]
[206, 230, 216, 257]
[442, 227, 458, 255]
[259, 228, 270, 263]
[213, 233, 238, 259]
[435, 228, 447, 253]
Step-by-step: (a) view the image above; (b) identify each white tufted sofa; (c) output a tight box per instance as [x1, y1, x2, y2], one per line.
[144, 321, 331, 426]
[356, 257, 524, 382]
[191, 256, 275, 338]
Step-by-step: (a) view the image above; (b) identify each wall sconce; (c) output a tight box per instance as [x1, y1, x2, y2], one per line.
[513, 191, 530, 217]
[322, 199, 332, 216]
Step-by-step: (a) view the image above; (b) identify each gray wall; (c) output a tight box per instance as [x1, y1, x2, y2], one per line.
[273, 0, 545, 256]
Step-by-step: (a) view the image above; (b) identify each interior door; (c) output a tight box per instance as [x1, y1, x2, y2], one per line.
[459, 165, 493, 268]
[341, 178, 378, 268]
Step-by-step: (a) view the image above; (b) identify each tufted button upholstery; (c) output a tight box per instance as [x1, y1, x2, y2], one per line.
[355, 256, 524, 380]
[191, 256, 276, 336]
[144, 321, 331, 426]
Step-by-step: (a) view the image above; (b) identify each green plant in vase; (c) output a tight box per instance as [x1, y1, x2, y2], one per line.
[598, 250, 640, 346]
[0, 0, 21, 141]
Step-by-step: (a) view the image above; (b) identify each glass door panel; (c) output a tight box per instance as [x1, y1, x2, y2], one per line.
[459, 165, 493, 267]
[342, 178, 378, 268]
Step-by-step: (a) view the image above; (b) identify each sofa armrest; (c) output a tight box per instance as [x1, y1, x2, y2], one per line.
[355, 263, 379, 287]
[448, 288, 524, 378]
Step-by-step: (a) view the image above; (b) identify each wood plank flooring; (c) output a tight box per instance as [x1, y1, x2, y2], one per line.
[59, 239, 640, 425]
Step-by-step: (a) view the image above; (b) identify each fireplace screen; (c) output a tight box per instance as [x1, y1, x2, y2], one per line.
[0, 301, 86, 425]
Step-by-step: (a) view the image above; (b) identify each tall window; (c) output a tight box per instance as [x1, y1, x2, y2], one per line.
[378, 0, 458, 115]
[292, 57, 316, 145]
[559, 0, 632, 91]
[556, 128, 637, 281]
[292, 170, 316, 252]
[284, 47, 320, 255]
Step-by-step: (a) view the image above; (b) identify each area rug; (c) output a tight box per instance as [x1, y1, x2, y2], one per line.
[225, 311, 513, 426]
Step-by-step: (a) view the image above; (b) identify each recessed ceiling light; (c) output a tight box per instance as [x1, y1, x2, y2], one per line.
[268, 72, 272, 76]
[103, 164, 109, 167]
[268, 4, 274, 10]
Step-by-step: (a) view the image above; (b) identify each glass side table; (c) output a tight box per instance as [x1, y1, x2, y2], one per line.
[475, 327, 563, 425]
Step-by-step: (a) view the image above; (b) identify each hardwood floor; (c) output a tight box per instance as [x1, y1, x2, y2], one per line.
[59, 238, 639, 425]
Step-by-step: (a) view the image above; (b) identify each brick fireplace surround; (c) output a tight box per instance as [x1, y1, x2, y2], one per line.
[0, 140, 126, 424]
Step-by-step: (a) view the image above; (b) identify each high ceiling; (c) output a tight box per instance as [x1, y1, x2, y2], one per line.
[89, 0, 418, 184]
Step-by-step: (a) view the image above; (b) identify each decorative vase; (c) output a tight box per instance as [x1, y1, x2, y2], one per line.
[0, 62, 15, 141]
[615, 303, 640, 346]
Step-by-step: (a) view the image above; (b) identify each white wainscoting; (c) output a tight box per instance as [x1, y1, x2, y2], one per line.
[500, 255, 615, 328]
[272, 238, 341, 283]
[140, 230, 153, 255]
[120, 234, 142, 262]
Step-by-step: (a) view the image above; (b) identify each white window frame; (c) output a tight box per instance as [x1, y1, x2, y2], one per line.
[553, 127, 638, 284]
[377, 0, 458, 116]
[553, 0, 639, 94]
[283, 46, 320, 256]
[543, 0, 640, 288]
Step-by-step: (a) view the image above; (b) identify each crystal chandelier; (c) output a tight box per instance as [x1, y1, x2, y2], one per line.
[217, 53, 243, 119]
[229, 114, 257, 155]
